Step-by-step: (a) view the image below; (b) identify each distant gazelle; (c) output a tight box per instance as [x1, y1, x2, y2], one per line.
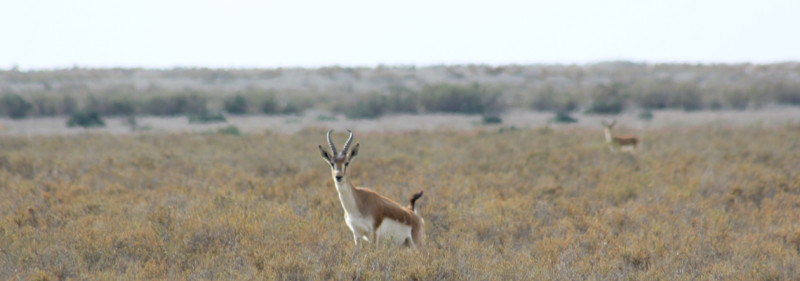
[318, 129, 425, 248]
[601, 120, 638, 152]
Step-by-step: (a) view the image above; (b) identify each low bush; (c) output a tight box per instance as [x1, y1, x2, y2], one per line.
[550, 111, 578, 123]
[143, 93, 208, 116]
[189, 112, 227, 124]
[1, 94, 33, 119]
[585, 83, 625, 115]
[340, 93, 386, 119]
[638, 110, 654, 120]
[261, 95, 280, 115]
[481, 115, 503, 124]
[420, 83, 503, 114]
[216, 125, 241, 136]
[66, 111, 105, 128]
[224, 94, 249, 115]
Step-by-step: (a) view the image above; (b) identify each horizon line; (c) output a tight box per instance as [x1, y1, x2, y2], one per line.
[5, 59, 800, 72]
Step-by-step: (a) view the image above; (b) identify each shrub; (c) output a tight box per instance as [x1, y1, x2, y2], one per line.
[385, 86, 419, 113]
[189, 112, 227, 124]
[672, 85, 702, 111]
[530, 86, 579, 113]
[108, 99, 137, 116]
[1, 94, 33, 119]
[498, 126, 519, 133]
[31, 96, 58, 116]
[550, 111, 578, 123]
[224, 94, 249, 115]
[585, 83, 625, 115]
[482, 115, 503, 124]
[316, 114, 337, 121]
[216, 125, 241, 136]
[144, 93, 208, 116]
[282, 97, 313, 115]
[773, 82, 800, 105]
[634, 89, 671, 109]
[420, 83, 501, 114]
[261, 95, 280, 115]
[341, 93, 386, 119]
[66, 111, 105, 128]
[722, 89, 752, 110]
[281, 101, 302, 115]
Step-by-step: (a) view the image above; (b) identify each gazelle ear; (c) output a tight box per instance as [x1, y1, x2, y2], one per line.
[610, 120, 617, 127]
[318, 145, 331, 162]
[348, 143, 359, 160]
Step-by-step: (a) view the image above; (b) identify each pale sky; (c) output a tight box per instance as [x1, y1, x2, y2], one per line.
[2, 0, 798, 70]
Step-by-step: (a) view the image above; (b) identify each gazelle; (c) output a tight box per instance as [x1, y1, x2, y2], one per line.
[602, 120, 638, 152]
[318, 129, 425, 248]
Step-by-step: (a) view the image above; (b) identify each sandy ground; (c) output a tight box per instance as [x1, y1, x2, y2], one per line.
[1, 107, 799, 136]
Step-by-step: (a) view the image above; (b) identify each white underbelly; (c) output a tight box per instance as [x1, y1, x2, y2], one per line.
[376, 218, 413, 244]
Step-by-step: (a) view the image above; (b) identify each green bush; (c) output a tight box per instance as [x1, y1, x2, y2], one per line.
[66, 111, 105, 128]
[224, 94, 249, 115]
[281, 100, 302, 115]
[144, 93, 208, 116]
[632, 81, 703, 111]
[585, 83, 625, 115]
[216, 125, 241, 136]
[420, 83, 502, 114]
[108, 99, 137, 116]
[316, 114, 337, 121]
[773, 82, 800, 105]
[634, 89, 671, 109]
[482, 115, 503, 124]
[672, 85, 702, 111]
[722, 89, 752, 110]
[1, 94, 33, 119]
[498, 126, 519, 133]
[261, 95, 280, 115]
[385, 86, 419, 113]
[550, 111, 578, 123]
[189, 112, 227, 124]
[530, 86, 579, 113]
[340, 93, 386, 119]
[31, 96, 58, 116]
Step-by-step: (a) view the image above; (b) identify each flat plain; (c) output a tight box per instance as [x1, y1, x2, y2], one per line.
[1, 118, 799, 280]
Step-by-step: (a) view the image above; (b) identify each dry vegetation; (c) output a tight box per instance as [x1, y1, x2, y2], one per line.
[1, 125, 799, 280]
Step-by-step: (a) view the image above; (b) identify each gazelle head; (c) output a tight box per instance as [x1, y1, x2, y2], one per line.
[318, 129, 359, 183]
[601, 120, 617, 130]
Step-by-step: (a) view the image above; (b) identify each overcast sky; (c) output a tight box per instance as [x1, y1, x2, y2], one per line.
[2, 0, 798, 70]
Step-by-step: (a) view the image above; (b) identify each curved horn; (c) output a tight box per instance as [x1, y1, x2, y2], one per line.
[342, 129, 354, 155]
[326, 129, 338, 156]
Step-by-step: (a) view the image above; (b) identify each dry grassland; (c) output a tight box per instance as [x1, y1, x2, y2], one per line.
[1, 125, 799, 280]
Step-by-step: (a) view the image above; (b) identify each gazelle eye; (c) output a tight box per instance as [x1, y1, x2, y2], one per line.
[330, 163, 335, 168]
[345, 162, 349, 167]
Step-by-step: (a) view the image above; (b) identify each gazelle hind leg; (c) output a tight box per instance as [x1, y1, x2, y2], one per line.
[403, 238, 416, 249]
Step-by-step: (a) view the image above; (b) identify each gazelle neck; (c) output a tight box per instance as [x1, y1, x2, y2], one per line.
[604, 128, 613, 143]
[334, 176, 361, 215]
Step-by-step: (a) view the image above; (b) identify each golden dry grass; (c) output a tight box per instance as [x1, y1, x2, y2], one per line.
[1, 125, 799, 280]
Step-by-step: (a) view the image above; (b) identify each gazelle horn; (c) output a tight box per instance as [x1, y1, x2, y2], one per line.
[342, 129, 354, 155]
[327, 129, 338, 156]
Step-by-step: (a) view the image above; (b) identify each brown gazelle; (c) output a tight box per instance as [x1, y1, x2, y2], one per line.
[318, 129, 425, 248]
[602, 120, 638, 152]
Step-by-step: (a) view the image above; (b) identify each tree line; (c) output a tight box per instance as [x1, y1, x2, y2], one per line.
[1, 62, 799, 120]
